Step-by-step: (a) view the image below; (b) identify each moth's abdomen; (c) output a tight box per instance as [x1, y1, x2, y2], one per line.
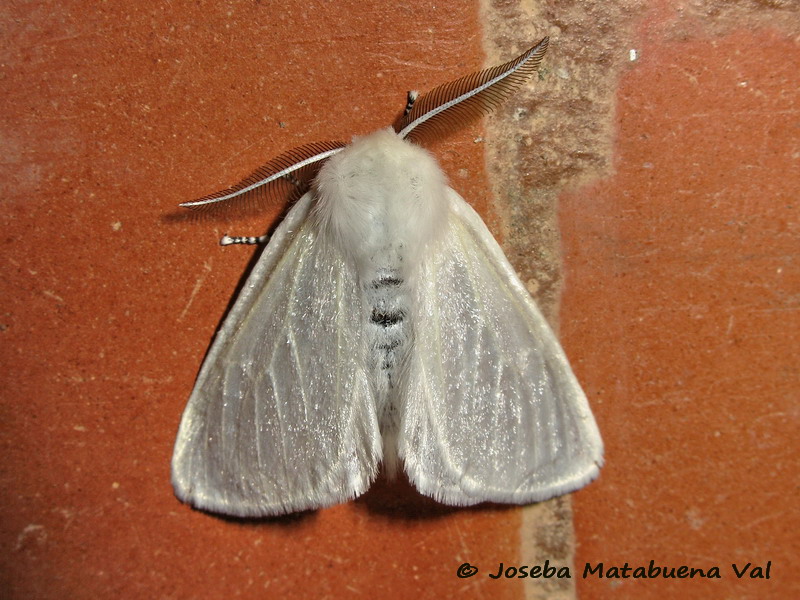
[362, 260, 411, 475]
[363, 263, 411, 429]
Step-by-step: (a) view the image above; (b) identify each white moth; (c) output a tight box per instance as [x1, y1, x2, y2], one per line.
[172, 38, 603, 517]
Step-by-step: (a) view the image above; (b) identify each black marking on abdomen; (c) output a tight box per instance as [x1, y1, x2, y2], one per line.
[377, 339, 401, 350]
[371, 275, 403, 288]
[370, 308, 405, 327]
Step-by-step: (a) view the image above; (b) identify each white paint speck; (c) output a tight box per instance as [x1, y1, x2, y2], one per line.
[15, 524, 46, 550]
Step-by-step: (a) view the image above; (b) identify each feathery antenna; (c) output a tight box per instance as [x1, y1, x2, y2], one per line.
[181, 141, 346, 217]
[394, 37, 549, 143]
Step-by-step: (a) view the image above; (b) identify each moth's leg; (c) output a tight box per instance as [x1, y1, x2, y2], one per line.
[220, 234, 270, 246]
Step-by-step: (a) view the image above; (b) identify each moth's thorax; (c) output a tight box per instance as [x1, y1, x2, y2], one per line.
[313, 128, 449, 279]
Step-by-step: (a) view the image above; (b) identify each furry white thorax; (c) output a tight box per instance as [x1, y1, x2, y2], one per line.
[313, 129, 449, 279]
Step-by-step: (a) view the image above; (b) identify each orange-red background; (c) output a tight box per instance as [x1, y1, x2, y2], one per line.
[2, 1, 797, 598]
